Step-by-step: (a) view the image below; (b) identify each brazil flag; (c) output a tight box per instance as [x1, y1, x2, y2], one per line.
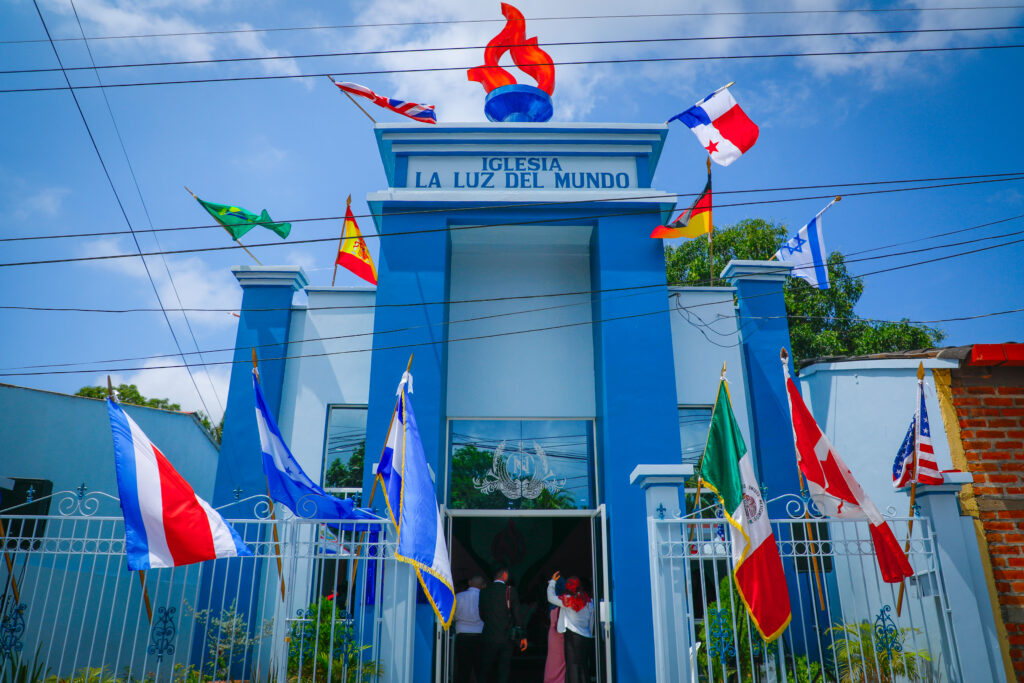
[195, 196, 291, 239]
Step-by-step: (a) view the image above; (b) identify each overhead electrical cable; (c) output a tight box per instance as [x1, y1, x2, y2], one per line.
[3, 25, 1021, 76]
[28, 0, 216, 421]
[67, 0, 224, 419]
[2, 174, 1022, 268]
[3, 43, 1023, 94]
[5, 219, 1022, 317]
[4, 5, 1021, 45]
[2, 171, 1020, 244]
[3, 240, 1022, 377]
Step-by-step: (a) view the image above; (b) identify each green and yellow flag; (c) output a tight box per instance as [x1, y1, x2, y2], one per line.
[194, 196, 291, 240]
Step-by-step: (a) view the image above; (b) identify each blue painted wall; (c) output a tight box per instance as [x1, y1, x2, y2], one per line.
[590, 212, 682, 680]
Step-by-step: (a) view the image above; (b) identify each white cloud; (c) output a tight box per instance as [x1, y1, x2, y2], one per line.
[11, 186, 71, 221]
[103, 357, 230, 421]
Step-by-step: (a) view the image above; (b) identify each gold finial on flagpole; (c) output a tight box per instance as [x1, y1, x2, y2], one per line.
[917, 361, 925, 380]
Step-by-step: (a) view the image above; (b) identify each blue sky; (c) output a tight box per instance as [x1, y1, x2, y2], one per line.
[1, 0, 1022, 419]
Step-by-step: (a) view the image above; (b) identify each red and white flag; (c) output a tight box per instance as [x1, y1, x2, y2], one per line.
[781, 356, 915, 584]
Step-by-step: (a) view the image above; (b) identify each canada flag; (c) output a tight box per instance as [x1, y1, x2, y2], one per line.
[781, 354, 914, 583]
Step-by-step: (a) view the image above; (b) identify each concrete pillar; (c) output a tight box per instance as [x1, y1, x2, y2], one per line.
[911, 472, 1005, 682]
[590, 214, 683, 682]
[630, 465, 694, 683]
[214, 266, 308, 508]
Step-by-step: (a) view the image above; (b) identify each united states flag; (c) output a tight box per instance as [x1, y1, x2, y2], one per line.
[332, 80, 436, 124]
[893, 383, 943, 487]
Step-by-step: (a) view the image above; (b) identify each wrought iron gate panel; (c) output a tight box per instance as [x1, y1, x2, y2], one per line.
[0, 490, 393, 682]
[646, 493, 963, 683]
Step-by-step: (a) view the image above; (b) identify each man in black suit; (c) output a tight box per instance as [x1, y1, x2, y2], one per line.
[477, 567, 527, 683]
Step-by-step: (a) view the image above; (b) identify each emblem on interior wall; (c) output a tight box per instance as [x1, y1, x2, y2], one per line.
[473, 440, 566, 500]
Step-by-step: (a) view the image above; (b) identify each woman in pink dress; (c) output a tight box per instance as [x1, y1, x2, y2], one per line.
[542, 578, 566, 683]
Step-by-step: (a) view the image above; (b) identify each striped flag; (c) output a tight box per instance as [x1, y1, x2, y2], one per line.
[334, 199, 377, 286]
[107, 399, 250, 571]
[332, 80, 437, 124]
[782, 360, 915, 583]
[893, 378, 943, 487]
[376, 369, 456, 628]
[699, 373, 791, 641]
[651, 172, 712, 240]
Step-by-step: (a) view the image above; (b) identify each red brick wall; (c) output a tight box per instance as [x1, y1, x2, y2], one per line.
[950, 366, 1024, 679]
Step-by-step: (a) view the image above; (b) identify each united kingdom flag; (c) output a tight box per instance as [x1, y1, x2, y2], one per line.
[332, 80, 437, 124]
[893, 384, 943, 487]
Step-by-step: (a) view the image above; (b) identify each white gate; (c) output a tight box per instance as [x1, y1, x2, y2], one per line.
[647, 492, 963, 682]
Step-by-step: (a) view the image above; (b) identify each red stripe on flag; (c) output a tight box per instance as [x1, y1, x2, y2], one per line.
[868, 522, 915, 583]
[153, 445, 216, 566]
[714, 104, 759, 153]
[336, 252, 378, 285]
[734, 538, 792, 641]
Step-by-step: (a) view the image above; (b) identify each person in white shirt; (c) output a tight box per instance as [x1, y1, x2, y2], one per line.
[547, 571, 595, 683]
[454, 575, 486, 683]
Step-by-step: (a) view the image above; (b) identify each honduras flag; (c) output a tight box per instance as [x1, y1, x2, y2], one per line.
[376, 370, 455, 628]
[772, 197, 840, 290]
[253, 370, 375, 521]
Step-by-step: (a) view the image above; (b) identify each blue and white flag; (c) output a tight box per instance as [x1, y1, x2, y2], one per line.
[376, 370, 455, 628]
[253, 370, 376, 521]
[773, 198, 840, 290]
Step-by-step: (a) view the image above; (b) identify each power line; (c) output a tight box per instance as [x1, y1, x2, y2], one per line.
[844, 213, 1024, 257]
[6, 217, 1022, 317]
[3, 171, 1021, 244]
[29, 0, 215, 422]
[5, 25, 1020, 76]
[2, 173, 1022, 268]
[4, 5, 1022, 45]
[3, 43, 1023, 94]
[67, 0, 224, 420]
[3, 239, 1022, 377]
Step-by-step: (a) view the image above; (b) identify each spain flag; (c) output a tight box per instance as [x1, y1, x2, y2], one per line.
[334, 198, 378, 286]
[651, 175, 712, 240]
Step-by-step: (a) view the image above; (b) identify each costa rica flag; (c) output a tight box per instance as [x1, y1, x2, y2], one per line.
[669, 86, 759, 167]
[107, 399, 250, 571]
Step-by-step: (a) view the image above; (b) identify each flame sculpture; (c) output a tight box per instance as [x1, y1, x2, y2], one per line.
[468, 3, 555, 122]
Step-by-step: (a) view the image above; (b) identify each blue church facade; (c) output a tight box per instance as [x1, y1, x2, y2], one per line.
[210, 121, 820, 682]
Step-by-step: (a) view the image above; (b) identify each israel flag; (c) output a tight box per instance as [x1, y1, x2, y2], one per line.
[773, 197, 840, 290]
[376, 370, 456, 628]
[253, 370, 375, 521]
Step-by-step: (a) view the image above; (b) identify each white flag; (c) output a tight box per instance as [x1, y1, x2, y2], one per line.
[774, 198, 839, 290]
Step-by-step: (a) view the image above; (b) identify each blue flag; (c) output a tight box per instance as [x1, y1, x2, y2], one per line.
[253, 370, 376, 521]
[772, 197, 840, 290]
[376, 370, 456, 628]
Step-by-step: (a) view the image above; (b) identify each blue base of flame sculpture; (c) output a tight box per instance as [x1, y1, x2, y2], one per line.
[484, 84, 553, 123]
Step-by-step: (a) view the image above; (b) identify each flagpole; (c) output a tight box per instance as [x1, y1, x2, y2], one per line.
[328, 76, 377, 123]
[896, 362, 925, 616]
[780, 348, 827, 611]
[108, 376, 154, 623]
[331, 195, 351, 287]
[253, 349, 287, 602]
[706, 157, 715, 286]
[185, 186, 262, 265]
[348, 353, 414, 593]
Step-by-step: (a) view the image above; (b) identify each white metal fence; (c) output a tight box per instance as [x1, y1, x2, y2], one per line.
[0, 490, 396, 683]
[648, 493, 963, 683]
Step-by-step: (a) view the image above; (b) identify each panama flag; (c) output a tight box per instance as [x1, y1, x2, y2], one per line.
[334, 199, 377, 286]
[376, 369, 456, 628]
[893, 376, 943, 487]
[669, 85, 759, 167]
[107, 399, 250, 571]
[699, 373, 791, 641]
[781, 356, 915, 583]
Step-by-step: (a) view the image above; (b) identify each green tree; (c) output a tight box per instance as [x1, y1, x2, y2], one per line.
[76, 383, 223, 445]
[324, 441, 365, 489]
[664, 218, 944, 364]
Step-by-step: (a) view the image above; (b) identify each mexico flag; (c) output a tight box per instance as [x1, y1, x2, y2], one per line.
[333, 198, 377, 286]
[700, 376, 791, 641]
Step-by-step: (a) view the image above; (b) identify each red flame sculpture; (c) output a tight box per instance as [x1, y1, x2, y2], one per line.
[468, 3, 555, 95]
